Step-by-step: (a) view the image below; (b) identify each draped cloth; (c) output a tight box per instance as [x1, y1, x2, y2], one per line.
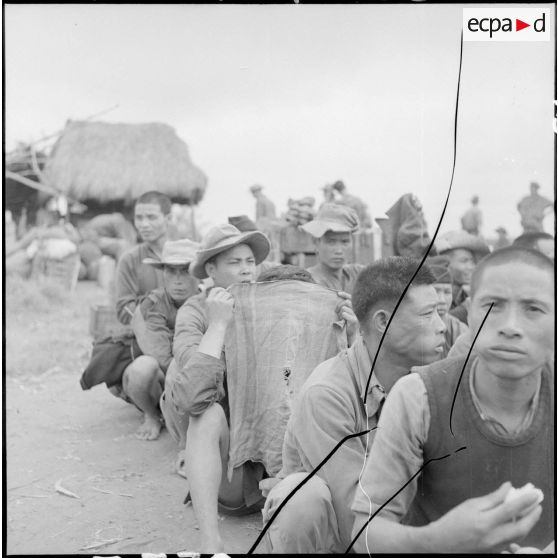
[225, 280, 346, 479]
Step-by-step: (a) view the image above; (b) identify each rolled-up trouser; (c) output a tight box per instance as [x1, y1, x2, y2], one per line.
[260, 472, 342, 554]
[160, 360, 190, 447]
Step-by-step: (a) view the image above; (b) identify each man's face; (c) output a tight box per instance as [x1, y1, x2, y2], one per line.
[207, 244, 256, 288]
[537, 238, 555, 261]
[469, 262, 554, 380]
[364, 284, 447, 366]
[316, 231, 352, 271]
[433, 283, 453, 318]
[447, 248, 476, 286]
[134, 202, 169, 244]
[163, 265, 198, 305]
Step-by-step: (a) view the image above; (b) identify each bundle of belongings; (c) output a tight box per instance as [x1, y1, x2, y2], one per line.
[385, 193, 433, 259]
[284, 197, 317, 226]
[224, 280, 348, 479]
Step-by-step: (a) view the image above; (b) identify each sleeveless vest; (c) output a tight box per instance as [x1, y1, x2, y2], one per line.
[404, 356, 554, 549]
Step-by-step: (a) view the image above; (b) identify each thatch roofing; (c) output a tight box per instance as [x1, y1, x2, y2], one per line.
[43, 120, 208, 205]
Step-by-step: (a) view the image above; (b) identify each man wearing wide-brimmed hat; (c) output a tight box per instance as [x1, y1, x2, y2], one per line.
[165, 223, 271, 552]
[435, 230, 490, 324]
[81, 238, 200, 441]
[427, 255, 469, 359]
[302, 203, 364, 295]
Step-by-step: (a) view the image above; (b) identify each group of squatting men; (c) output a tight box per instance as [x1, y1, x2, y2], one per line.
[81, 190, 555, 554]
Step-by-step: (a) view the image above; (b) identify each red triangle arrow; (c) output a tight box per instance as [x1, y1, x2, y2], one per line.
[516, 19, 530, 31]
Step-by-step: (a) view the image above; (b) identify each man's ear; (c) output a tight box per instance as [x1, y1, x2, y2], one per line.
[313, 237, 321, 255]
[371, 309, 391, 334]
[205, 261, 215, 279]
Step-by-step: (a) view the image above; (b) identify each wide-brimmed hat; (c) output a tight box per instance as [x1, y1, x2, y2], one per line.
[426, 255, 452, 284]
[435, 230, 490, 258]
[228, 215, 257, 232]
[143, 239, 200, 268]
[190, 224, 271, 279]
[301, 203, 360, 238]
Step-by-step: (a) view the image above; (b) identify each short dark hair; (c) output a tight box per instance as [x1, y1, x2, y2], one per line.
[471, 246, 553, 297]
[353, 257, 436, 330]
[512, 231, 554, 251]
[256, 264, 315, 283]
[135, 191, 172, 215]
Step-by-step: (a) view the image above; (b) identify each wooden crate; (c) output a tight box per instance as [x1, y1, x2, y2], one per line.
[280, 225, 315, 254]
[351, 230, 375, 264]
[89, 304, 132, 340]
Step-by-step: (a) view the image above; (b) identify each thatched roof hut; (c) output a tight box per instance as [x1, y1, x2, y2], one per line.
[43, 120, 208, 208]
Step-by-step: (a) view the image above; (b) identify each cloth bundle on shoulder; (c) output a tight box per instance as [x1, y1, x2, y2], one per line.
[225, 280, 346, 479]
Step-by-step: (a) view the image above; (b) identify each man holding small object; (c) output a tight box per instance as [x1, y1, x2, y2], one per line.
[351, 246, 554, 554]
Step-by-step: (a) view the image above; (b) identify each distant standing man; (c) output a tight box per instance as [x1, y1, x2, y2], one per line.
[331, 180, 372, 229]
[517, 181, 554, 233]
[494, 226, 511, 251]
[250, 184, 276, 221]
[115, 191, 171, 324]
[302, 203, 363, 295]
[461, 195, 482, 236]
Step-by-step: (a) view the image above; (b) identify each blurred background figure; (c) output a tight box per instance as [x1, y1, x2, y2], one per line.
[512, 231, 555, 262]
[493, 226, 511, 251]
[435, 230, 490, 325]
[460, 195, 482, 236]
[249, 184, 276, 221]
[331, 180, 372, 229]
[320, 183, 336, 209]
[517, 181, 554, 233]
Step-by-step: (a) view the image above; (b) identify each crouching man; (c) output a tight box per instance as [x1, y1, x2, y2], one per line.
[258, 257, 447, 553]
[351, 246, 555, 553]
[126, 239, 199, 440]
[165, 224, 272, 553]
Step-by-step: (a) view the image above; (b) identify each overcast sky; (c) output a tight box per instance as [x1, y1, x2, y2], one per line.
[5, 3, 555, 237]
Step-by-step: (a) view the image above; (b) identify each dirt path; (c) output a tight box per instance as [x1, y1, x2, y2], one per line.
[5, 280, 261, 555]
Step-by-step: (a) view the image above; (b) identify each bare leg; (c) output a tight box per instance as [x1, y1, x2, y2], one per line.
[122, 355, 164, 441]
[185, 403, 244, 553]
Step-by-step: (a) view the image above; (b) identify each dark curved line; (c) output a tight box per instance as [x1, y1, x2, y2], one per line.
[449, 302, 493, 436]
[363, 30, 465, 400]
[345, 445, 467, 553]
[247, 428, 374, 554]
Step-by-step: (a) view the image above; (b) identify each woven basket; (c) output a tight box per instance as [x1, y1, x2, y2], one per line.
[89, 304, 133, 340]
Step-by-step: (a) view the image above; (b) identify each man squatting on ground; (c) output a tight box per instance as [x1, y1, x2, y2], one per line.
[128, 239, 200, 441]
[82, 191, 197, 440]
[258, 257, 447, 553]
[351, 247, 555, 553]
[161, 222, 359, 553]
[111, 191, 197, 440]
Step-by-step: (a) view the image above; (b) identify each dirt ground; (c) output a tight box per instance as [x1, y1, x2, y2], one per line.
[5, 279, 261, 555]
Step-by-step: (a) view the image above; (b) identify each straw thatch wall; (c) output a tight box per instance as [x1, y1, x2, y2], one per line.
[43, 121, 207, 205]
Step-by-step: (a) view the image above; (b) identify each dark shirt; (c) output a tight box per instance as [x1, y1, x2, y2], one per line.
[115, 243, 164, 325]
[306, 263, 364, 295]
[133, 287, 197, 373]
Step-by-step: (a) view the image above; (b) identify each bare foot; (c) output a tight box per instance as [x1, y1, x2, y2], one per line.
[135, 414, 162, 441]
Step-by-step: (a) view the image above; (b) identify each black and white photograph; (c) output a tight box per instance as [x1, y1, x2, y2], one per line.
[4, 1, 556, 555]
